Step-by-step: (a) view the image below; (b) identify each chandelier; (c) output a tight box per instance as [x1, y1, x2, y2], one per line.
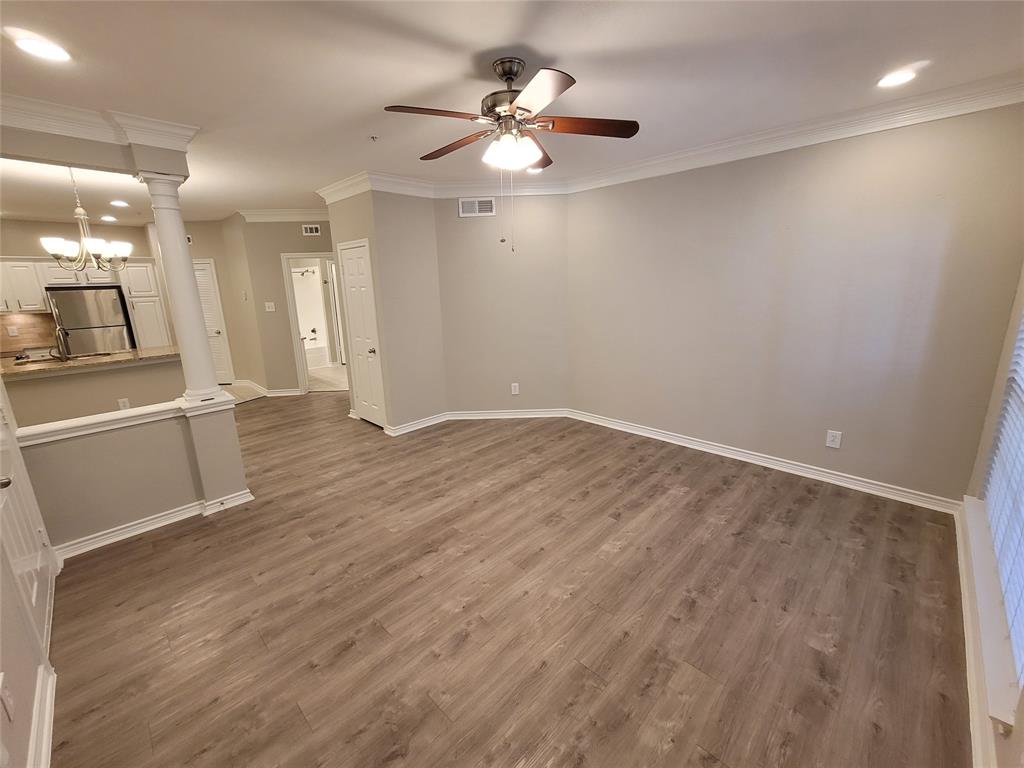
[39, 168, 133, 272]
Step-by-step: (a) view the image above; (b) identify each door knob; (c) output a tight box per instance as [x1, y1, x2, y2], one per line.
[0, 477, 11, 489]
[367, 347, 376, 355]
[214, 330, 222, 335]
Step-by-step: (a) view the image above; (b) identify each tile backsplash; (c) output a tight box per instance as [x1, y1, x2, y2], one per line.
[0, 313, 57, 357]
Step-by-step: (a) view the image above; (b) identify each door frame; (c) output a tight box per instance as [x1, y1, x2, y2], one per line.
[192, 258, 236, 384]
[281, 251, 339, 395]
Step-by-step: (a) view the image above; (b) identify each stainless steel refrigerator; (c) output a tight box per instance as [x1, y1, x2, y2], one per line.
[47, 286, 135, 358]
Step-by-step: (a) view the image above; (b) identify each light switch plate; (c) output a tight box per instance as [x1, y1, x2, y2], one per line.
[5, 327, 18, 337]
[826, 430, 842, 449]
[264, 302, 276, 312]
[511, 383, 520, 395]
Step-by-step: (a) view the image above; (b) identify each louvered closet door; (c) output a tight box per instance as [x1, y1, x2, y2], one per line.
[192, 261, 235, 384]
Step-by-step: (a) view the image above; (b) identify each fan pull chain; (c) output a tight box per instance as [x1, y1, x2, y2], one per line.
[509, 170, 515, 255]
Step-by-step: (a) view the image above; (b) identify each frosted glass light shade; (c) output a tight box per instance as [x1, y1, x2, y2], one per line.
[84, 237, 106, 255]
[111, 241, 133, 258]
[40, 237, 66, 255]
[482, 133, 542, 171]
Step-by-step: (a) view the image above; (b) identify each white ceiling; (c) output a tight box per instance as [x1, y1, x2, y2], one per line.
[1, 1, 1022, 221]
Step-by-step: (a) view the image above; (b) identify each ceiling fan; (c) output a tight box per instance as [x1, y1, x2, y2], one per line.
[384, 57, 640, 172]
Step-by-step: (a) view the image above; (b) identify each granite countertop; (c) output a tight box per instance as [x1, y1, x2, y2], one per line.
[0, 346, 180, 379]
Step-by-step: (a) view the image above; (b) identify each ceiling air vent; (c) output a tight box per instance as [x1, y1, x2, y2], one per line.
[301, 224, 321, 236]
[458, 197, 496, 218]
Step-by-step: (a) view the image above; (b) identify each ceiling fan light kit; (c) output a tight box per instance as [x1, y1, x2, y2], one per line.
[385, 56, 640, 172]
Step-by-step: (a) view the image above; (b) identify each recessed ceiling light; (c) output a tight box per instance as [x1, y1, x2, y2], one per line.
[110, 200, 129, 208]
[877, 61, 930, 88]
[100, 215, 117, 222]
[878, 70, 915, 88]
[526, 167, 544, 175]
[3, 27, 71, 62]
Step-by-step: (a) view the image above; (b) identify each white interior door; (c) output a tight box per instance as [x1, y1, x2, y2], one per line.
[338, 242, 385, 426]
[0, 379, 57, 768]
[0, 382, 56, 648]
[192, 260, 235, 384]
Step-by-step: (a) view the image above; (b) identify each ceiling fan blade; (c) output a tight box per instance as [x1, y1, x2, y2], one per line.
[509, 68, 576, 116]
[521, 130, 553, 169]
[420, 130, 495, 160]
[385, 105, 492, 123]
[532, 116, 639, 138]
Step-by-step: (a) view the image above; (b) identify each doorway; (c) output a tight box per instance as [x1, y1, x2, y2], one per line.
[281, 252, 348, 393]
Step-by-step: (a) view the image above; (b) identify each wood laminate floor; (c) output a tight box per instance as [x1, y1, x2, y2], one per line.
[49, 393, 970, 768]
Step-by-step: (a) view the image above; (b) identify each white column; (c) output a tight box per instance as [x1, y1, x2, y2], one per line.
[139, 172, 220, 400]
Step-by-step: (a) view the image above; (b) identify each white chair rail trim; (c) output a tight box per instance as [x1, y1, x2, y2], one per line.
[382, 407, 960, 514]
[16, 392, 236, 446]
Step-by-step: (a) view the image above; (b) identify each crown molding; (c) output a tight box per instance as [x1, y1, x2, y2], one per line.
[317, 72, 1024, 203]
[107, 111, 199, 151]
[238, 209, 329, 223]
[565, 71, 1024, 194]
[0, 95, 199, 152]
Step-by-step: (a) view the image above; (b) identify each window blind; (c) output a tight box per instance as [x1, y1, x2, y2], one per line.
[985, 314, 1024, 683]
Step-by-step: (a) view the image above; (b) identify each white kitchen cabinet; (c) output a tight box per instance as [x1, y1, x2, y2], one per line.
[81, 266, 119, 284]
[122, 263, 159, 297]
[36, 262, 81, 286]
[128, 296, 171, 348]
[1, 262, 47, 312]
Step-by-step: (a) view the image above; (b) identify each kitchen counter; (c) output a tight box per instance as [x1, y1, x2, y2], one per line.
[0, 346, 180, 380]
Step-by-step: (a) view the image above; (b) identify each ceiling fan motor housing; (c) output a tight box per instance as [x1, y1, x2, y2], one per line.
[481, 89, 522, 119]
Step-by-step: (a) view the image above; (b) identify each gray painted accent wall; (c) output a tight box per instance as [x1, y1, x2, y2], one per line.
[434, 195, 569, 412]
[566, 105, 1023, 499]
[353, 104, 1022, 501]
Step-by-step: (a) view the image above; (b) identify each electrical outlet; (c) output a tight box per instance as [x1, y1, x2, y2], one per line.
[117, 398, 131, 410]
[264, 302, 276, 312]
[511, 382, 520, 395]
[5, 327, 18, 337]
[826, 430, 842, 449]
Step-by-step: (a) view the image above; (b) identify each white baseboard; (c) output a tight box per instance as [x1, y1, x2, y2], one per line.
[202, 488, 255, 517]
[27, 663, 56, 768]
[566, 409, 961, 515]
[233, 380, 302, 398]
[55, 488, 255, 561]
[382, 407, 960, 514]
[449, 408, 571, 421]
[232, 379, 268, 396]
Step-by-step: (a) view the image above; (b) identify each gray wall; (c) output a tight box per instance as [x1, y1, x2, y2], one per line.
[241, 219, 333, 391]
[6, 360, 185, 426]
[566, 104, 1024, 499]
[1, 218, 151, 257]
[370, 192, 447, 426]
[25, 416, 203, 545]
[327, 191, 448, 427]
[434, 195, 569, 411]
